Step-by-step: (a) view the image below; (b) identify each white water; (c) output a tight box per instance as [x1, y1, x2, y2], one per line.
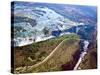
[74, 40, 89, 70]
[17, 35, 54, 47]
[15, 32, 71, 47]
[83, 40, 89, 51]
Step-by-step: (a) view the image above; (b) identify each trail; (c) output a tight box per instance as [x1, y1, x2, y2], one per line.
[15, 39, 67, 72]
[28, 39, 67, 70]
[15, 38, 79, 73]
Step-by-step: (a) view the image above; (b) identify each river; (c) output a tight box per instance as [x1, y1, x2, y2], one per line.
[61, 39, 90, 70]
[74, 40, 89, 70]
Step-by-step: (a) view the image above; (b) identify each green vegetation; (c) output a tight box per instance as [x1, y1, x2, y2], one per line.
[14, 33, 79, 73]
[27, 39, 79, 73]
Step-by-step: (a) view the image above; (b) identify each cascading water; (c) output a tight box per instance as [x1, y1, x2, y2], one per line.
[74, 40, 89, 70]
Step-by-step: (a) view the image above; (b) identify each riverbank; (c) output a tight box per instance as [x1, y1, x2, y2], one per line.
[78, 40, 97, 69]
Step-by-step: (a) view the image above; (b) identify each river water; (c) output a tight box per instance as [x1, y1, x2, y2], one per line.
[61, 39, 90, 70]
[74, 40, 89, 70]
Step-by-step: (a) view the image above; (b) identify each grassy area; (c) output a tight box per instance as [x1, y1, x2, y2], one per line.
[13, 33, 79, 73]
[27, 39, 79, 73]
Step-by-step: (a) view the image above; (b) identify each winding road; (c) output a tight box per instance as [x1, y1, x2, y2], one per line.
[15, 38, 79, 73]
[15, 39, 67, 73]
